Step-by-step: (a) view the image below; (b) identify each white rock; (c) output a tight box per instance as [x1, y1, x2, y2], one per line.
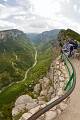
[57, 70, 61, 76]
[62, 66, 66, 71]
[15, 95, 33, 106]
[56, 65, 60, 69]
[49, 73, 54, 81]
[26, 102, 38, 111]
[34, 84, 41, 94]
[38, 101, 46, 105]
[59, 76, 65, 82]
[42, 77, 50, 89]
[12, 104, 26, 117]
[19, 112, 32, 120]
[40, 104, 46, 108]
[38, 96, 46, 101]
[51, 94, 55, 99]
[56, 61, 59, 65]
[48, 87, 54, 94]
[60, 82, 64, 88]
[57, 88, 64, 96]
[40, 90, 47, 96]
[29, 106, 41, 114]
[54, 75, 59, 81]
[45, 110, 57, 120]
[47, 93, 51, 101]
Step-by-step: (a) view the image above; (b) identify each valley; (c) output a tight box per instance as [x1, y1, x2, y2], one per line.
[0, 29, 35, 90]
[0, 29, 56, 120]
[1, 28, 79, 120]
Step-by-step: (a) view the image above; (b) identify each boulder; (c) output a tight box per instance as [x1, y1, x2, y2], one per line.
[38, 100, 46, 105]
[41, 77, 50, 90]
[26, 102, 38, 111]
[40, 90, 47, 96]
[45, 110, 57, 120]
[59, 76, 65, 82]
[38, 96, 46, 101]
[34, 84, 41, 94]
[15, 95, 33, 106]
[56, 61, 59, 65]
[12, 104, 26, 117]
[57, 88, 64, 96]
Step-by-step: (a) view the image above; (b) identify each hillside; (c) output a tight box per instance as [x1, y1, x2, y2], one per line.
[58, 29, 80, 46]
[0, 28, 61, 120]
[0, 29, 35, 90]
[27, 29, 60, 44]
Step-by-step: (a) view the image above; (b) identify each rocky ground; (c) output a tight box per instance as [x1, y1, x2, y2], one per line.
[12, 56, 69, 120]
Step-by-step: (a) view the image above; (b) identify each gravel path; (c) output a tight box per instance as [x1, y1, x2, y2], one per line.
[55, 59, 80, 120]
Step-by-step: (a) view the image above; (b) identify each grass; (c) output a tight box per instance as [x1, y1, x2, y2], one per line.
[0, 35, 35, 89]
[0, 42, 53, 120]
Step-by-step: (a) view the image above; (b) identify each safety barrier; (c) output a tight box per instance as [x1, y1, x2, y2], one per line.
[27, 53, 76, 120]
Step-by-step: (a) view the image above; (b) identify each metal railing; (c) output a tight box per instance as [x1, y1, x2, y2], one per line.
[27, 53, 76, 120]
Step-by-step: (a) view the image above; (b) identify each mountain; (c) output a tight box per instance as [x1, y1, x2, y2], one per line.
[27, 29, 60, 44]
[0, 29, 35, 89]
[58, 29, 80, 46]
[0, 29, 62, 120]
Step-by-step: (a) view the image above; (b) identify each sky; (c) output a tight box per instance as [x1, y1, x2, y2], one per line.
[0, 0, 80, 33]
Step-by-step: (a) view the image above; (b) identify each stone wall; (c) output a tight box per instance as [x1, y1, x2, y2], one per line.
[12, 56, 70, 120]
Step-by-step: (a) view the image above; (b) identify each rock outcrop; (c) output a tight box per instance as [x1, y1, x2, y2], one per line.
[12, 56, 69, 120]
[0, 29, 23, 42]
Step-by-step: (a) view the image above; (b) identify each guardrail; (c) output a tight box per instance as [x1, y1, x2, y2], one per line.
[27, 53, 76, 120]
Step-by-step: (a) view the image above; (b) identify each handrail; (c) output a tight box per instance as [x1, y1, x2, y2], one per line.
[27, 53, 76, 120]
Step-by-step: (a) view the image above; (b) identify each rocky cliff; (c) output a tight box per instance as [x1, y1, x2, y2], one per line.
[0, 29, 35, 89]
[12, 56, 69, 120]
[0, 29, 24, 43]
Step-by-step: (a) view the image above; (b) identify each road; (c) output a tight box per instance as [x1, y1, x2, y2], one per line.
[55, 59, 80, 120]
[23, 47, 37, 81]
[0, 46, 37, 92]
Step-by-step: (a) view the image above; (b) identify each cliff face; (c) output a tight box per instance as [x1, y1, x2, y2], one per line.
[27, 29, 60, 44]
[12, 56, 69, 120]
[0, 29, 35, 90]
[0, 29, 24, 42]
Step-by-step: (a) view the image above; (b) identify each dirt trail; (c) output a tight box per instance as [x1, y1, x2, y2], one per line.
[55, 59, 80, 120]
[0, 46, 37, 93]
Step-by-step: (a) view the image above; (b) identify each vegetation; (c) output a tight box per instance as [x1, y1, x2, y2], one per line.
[0, 29, 61, 120]
[58, 29, 80, 46]
[0, 33, 35, 89]
[0, 39, 53, 120]
[66, 29, 80, 42]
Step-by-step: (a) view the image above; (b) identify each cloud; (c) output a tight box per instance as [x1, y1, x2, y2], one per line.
[0, 0, 80, 33]
[3, 0, 7, 2]
[0, 20, 17, 30]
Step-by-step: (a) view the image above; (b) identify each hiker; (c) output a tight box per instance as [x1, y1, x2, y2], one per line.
[62, 38, 79, 57]
[62, 42, 74, 57]
[69, 39, 78, 49]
